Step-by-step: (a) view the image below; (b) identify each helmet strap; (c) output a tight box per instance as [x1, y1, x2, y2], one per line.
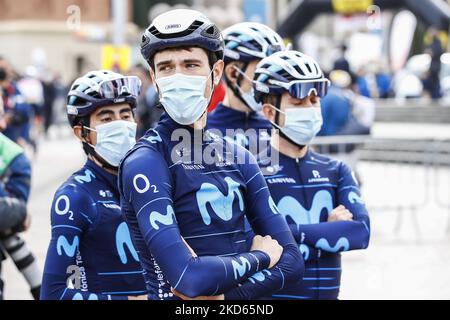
[224, 62, 253, 112]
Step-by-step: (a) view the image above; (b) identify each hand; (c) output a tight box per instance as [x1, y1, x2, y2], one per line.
[328, 205, 353, 222]
[128, 295, 148, 300]
[171, 288, 224, 300]
[250, 235, 282, 269]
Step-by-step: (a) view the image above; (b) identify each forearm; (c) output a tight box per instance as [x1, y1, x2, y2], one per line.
[296, 220, 370, 252]
[147, 228, 271, 298]
[224, 214, 304, 300]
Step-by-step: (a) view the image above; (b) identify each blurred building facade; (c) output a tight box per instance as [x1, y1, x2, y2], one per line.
[0, 0, 139, 83]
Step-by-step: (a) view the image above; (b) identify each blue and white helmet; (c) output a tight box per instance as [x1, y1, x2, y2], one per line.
[253, 50, 330, 102]
[223, 22, 286, 63]
[67, 70, 141, 127]
[141, 9, 224, 64]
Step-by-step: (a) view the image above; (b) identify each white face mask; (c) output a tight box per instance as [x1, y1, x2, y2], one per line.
[156, 71, 215, 125]
[271, 106, 323, 146]
[87, 120, 137, 167]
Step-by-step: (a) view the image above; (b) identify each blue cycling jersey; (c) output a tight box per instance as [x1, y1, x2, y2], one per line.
[118, 113, 304, 300]
[206, 103, 272, 151]
[258, 147, 370, 300]
[41, 160, 146, 300]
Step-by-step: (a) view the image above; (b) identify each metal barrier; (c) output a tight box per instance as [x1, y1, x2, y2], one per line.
[310, 135, 450, 237]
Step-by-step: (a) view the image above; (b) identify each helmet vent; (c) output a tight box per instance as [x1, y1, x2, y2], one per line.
[149, 20, 205, 40]
[201, 24, 220, 39]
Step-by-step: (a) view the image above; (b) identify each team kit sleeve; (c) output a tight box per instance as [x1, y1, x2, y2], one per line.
[289, 162, 371, 254]
[119, 147, 272, 299]
[4, 154, 32, 202]
[224, 151, 305, 300]
[40, 185, 127, 300]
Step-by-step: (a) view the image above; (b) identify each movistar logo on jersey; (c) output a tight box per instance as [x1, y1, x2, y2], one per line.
[315, 237, 350, 253]
[57, 235, 79, 257]
[232, 257, 251, 280]
[149, 205, 176, 230]
[115, 222, 139, 264]
[72, 293, 98, 300]
[276, 190, 333, 227]
[74, 169, 96, 184]
[299, 244, 310, 261]
[145, 129, 162, 144]
[196, 177, 244, 225]
[348, 191, 365, 204]
[249, 269, 272, 284]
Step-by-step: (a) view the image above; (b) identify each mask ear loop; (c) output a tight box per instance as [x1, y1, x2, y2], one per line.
[223, 62, 252, 108]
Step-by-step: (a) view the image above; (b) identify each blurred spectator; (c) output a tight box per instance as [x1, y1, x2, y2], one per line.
[0, 67, 35, 152]
[41, 73, 59, 136]
[319, 69, 375, 150]
[333, 44, 351, 74]
[127, 64, 162, 139]
[318, 70, 375, 178]
[319, 70, 353, 137]
[355, 62, 392, 99]
[424, 28, 443, 100]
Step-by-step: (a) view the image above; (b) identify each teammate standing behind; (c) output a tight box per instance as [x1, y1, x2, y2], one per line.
[41, 71, 147, 300]
[207, 22, 285, 154]
[254, 51, 371, 299]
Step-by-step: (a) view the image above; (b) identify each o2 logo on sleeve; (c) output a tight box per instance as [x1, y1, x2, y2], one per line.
[133, 174, 159, 194]
[55, 195, 74, 221]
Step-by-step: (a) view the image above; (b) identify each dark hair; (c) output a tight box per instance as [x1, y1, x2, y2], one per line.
[148, 46, 219, 72]
[261, 94, 280, 107]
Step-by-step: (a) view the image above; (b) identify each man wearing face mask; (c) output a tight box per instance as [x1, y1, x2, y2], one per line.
[41, 70, 147, 300]
[254, 51, 371, 300]
[206, 22, 285, 153]
[118, 9, 304, 300]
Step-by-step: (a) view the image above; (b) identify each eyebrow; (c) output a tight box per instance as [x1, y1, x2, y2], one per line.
[156, 58, 204, 68]
[95, 107, 131, 117]
[156, 60, 173, 68]
[183, 59, 203, 65]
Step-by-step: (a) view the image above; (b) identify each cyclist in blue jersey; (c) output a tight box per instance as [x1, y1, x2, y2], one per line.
[253, 51, 371, 300]
[118, 9, 304, 300]
[41, 70, 147, 300]
[207, 23, 285, 153]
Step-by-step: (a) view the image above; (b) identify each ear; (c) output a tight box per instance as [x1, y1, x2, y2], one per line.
[224, 63, 238, 85]
[150, 69, 161, 94]
[73, 126, 90, 144]
[262, 103, 275, 122]
[149, 68, 156, 82]
[213, 60, 224, 86]
[73, 126, 84, 142]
